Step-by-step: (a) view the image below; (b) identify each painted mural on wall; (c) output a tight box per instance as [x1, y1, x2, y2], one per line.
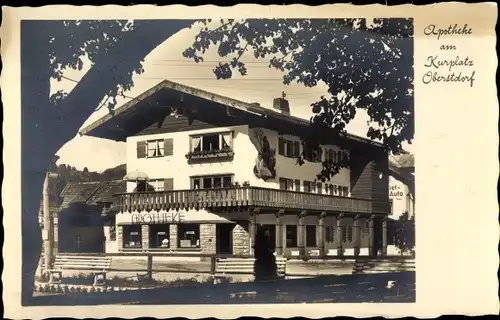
[252, 129, 277, 181]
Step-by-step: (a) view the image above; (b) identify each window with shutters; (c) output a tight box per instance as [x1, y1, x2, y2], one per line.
[303, 143, 323, 163]
[191, 175, 233, 189]
[137, 139, 173, 159]
[278, 137, 300, 158]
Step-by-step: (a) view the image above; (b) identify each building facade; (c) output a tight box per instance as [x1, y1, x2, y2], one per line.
[80, 80, 391, 260]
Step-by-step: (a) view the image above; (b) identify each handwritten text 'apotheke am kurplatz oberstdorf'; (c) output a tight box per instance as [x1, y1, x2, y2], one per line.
[422, 24, 475, 87]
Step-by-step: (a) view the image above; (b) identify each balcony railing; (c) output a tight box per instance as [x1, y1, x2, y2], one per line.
[112, 187, 375, 214]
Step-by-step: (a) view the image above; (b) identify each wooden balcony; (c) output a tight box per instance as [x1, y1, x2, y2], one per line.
[112, 187, 377, 214]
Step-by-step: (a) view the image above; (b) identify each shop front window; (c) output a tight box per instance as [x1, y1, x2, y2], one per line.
[177, 224, 201, 248]
[123, 225, 142, 248]
[149, 224, 170, 249]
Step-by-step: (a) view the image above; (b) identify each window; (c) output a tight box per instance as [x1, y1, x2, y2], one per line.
[294, 179, 301, 192]
[147, 140, 165, 158]
[190, 132, 233, 153]
[123, 225, 142, 248]
[285, 225, 298, 247]
[278, 137, 300, 158]
[137, 139, 173, 159]
[342, 186, 349, 197]
[177, 224, 200, 248]
[317, 182, 323, 194]
[149, 224, 170, 249]
[341, 226, 347, 243]
[149, 179, 165, 192]
[303, 144, 323, 163]
[325, 225, 335, 243]
[346, 226, 353, 242]
[306, 225, 317, 247]
[279, 178, 294, 191]
[304, 181, 314, 193]
[191, 175, 233, 189]
[324, 149, 336, 162]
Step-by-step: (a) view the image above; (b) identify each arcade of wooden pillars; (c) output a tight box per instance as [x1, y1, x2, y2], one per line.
[248, 209, 388, 258]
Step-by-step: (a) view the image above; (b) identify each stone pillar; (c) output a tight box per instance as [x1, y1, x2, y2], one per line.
[117, 225, 123, 249]
[275, 210, 284, 256]
[298, 211, 307, 258]
[336, 214, 344, 256]
[200, 224, 216, 254]
[249, 208, 258, 256]
[318, 212, 326, 258]
[353, 214, 361, 256]
[368, 215, 375, 256]
[169, 224, 177, 250]
[382, 215, 388, 256]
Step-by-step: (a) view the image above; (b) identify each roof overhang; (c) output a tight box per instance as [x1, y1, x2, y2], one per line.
[79, 79, 384, 149]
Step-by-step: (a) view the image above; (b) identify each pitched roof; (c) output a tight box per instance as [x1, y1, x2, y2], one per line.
[79, 79, 383, 148]
[388, 153, 415, 192]
[60, 180, 125, 208]
[389, 153, 414, 169]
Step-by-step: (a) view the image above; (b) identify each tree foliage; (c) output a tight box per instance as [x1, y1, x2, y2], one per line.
[183, 18, 414, 180]
[392, 211, 415, 255]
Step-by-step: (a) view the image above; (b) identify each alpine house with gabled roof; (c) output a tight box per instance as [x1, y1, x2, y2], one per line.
[79, 79, 391, 259]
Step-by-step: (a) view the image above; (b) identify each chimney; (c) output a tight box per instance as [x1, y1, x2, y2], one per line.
[273, 92, 290, 115]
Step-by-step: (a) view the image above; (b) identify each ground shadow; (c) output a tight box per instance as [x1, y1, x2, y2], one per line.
[29, 271, 415, 305]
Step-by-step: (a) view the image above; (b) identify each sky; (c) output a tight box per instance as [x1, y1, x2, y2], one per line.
[54, 22, 414, 172]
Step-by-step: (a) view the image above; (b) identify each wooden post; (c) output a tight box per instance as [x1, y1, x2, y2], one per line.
[318, 212, 326, 258]
[368, 215, 375, 256]
[298, 211, 307, 259]
[353, 214, 361, 256]
[336, 213, 344, 257]
[275, 209, 284, 256]
[147, 255, 153, 280]
[42, 172, 52, 274]
[249, 208, 259, 256]
[210, 256, 217, 284]
[382, 216, 388, 256]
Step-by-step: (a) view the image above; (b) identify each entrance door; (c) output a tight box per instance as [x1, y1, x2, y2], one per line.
[216, 224, 234, 254]
[257, 224, 276, 252]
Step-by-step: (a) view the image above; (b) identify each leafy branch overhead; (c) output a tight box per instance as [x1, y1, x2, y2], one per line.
[183, 18, 414, 180]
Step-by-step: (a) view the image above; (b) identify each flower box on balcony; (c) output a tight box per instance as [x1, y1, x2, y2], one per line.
[185, 149, 234, 162]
